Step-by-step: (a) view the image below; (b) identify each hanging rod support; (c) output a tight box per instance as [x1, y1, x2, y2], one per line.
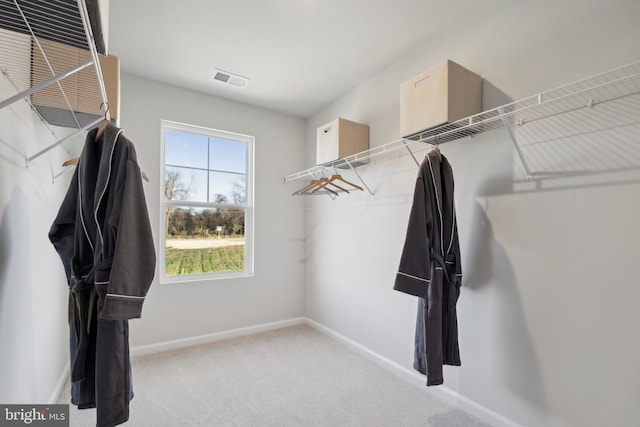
[26, 116, 102, 167]
[401, 139, 421, 167]
[499, 107, 533, 180]
[0, 60, 94, 111]
[343, 158, 373, 197]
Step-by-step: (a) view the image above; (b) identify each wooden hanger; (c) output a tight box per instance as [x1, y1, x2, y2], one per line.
[60, 103, 151, 181]
[431, 136, 442, 161]
[327, 173, 363, 192]
[292, 172, 364, 197]
[313, 173, 364, 193]
[311, 176, 350, 194]
[293, 178, 339, 196]
[293, 179, 319, 196]
[62, 157, 79, 167]
[312, 179, 339, 196]
[61, 121, 109, 168]
[61, 157, 150, 182]
[430, 145, 441, 161]
[95, 119, 110, 140]
[295, 179, 339, 196]
[95, 101, 111, 140]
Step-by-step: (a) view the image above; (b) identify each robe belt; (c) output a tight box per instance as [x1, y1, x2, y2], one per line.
[69, 258, 113, 382]
[431, 252, 457, 283]
[430, 252, 458, 308]
[431, 251, 460, 359]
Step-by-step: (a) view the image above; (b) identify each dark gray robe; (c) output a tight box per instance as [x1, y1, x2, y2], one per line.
[49, 123, 155, 427]
[394, 150, 462, 386]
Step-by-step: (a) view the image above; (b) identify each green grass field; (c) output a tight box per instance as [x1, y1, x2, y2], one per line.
[165, 245, 245, 275]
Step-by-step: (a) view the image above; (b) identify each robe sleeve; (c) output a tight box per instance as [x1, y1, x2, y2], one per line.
[394, 170, 433, 298]
[49, 170, 80, 282]
[99, 148, 156, 320]
[452, 208, 463, 298]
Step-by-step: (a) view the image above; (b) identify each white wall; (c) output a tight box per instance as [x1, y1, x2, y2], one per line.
[0, 72, 74, 403]
[302, 1, 640, 426]
[118, 74, 307, 347]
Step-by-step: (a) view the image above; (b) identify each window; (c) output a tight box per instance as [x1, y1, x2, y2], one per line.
[160, 120, 254, 282]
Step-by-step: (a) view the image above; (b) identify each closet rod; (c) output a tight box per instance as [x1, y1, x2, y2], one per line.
[283, 137, 433, 183]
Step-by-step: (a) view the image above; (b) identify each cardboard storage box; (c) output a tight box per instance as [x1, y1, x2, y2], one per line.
[31, 38, 120, 127]
[400, 60, 481, 138]
[316, 118, 369, 165]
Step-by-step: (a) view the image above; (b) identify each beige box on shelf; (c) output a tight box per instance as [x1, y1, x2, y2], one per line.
[77, 49, 120, 120]
[31, 38, 120, 127]
[400, 60, 481, 138]
[30, 38, 80, 111]
[316, 118, 369, 165]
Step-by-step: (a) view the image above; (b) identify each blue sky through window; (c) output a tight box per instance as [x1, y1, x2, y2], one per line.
[210, 137, 246, 173]
[165, 129, 247, 204]
[165, 130, 208, 169]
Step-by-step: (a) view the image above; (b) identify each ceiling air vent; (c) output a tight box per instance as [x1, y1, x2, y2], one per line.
[210, 68, 250, 88]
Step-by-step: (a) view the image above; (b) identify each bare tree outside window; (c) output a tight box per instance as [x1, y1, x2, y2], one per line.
[164, 170, 195, 234]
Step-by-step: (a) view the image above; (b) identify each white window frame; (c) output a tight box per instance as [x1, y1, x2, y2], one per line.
[159, 120, 254, 283]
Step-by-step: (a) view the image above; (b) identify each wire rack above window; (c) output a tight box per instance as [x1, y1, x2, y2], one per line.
[284, 60, 640, 186]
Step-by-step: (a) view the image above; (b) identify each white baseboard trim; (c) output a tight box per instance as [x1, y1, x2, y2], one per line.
[130, 317, 307, 357]
[49, 318, 306, 403]
[123, 316, 519, 427]
[48, 364, 69, 404]
[304, 318, 522, 427]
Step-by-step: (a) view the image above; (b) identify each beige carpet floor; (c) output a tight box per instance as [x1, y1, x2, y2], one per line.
[57, 324, 491, 426]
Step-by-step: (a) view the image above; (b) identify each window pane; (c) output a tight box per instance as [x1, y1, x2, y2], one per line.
[165, 130, 208, 169]
[165, 207, 246, 276]
[161, 120, 253, 282]
[209, 171, 246, 204]
[209, 137, 246, 173]
[165, 166, 208, 203]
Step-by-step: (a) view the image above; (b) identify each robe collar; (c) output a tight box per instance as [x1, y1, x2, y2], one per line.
[77, 123, 123, 252]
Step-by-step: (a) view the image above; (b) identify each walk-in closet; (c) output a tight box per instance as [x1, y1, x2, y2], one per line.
[1, 1, 639, 426]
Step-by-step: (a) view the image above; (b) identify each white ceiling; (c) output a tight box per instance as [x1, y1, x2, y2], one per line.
[108, 0, 489, 118]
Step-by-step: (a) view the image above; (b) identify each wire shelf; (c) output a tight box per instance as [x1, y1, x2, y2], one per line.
[0, 0, 109, 166]
[284, 60, 640, 184]
[0, 0, 92, 51]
